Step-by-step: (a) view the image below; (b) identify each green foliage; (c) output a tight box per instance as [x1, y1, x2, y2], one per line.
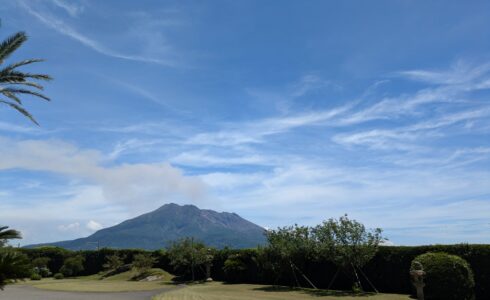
[21, 247, 69, 275]
[0, 226, 29, 289]
[60, 255, 85, 277]
[264, 215, 383, 289]
[0, 31, 52, 124]
[312, 214, 383, 269]
[33, 266, 51, 278]
[0, 248, 31, 289]
[167, 238, 213, 280]
[412, 252, 475, 300]
[30, 273, 42, 280]
[32, 256, 51, 277]
[53, 273, 64, 280]
[103, 254, 125, 271]
[223, 254, 248, 282]
[32, 256, 50, 269]
[265, 224, 316, 285]
[131, 253, 156, 274]
[15, 243, 490, 299]
[0, 226, 21, 247]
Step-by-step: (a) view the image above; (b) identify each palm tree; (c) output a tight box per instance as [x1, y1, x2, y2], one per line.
[0, 31, 51, 125]
[0, 226, 21, 247]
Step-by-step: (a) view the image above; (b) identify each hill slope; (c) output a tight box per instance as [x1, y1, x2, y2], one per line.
[30, 203, 267, 250]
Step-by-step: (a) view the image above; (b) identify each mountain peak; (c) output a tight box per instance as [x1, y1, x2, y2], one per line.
[29, 204, 266, 250]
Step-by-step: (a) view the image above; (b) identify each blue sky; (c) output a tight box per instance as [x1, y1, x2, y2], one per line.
[1, 0, 490, 246]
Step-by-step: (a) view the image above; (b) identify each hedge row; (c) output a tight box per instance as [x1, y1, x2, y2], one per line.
[20, 244, 490, 299]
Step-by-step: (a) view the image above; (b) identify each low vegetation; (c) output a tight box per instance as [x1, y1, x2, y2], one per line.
[153, 282, 411, 300]
[2, 216, 486, 299]
[22, 268, 174, 292]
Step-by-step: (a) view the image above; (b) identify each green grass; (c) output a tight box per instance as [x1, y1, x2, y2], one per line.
[19, 268, 174, 292]
[153, 282, 412, 300]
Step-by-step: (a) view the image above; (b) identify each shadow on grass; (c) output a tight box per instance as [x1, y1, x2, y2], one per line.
[253, 286, 379, 297]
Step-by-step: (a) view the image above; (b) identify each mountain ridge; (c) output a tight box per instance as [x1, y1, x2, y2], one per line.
[27, 203, 267, 250]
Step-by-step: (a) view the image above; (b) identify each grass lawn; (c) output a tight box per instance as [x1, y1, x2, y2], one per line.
[153, 282, 412, 300]
[19, 268, 174, 292]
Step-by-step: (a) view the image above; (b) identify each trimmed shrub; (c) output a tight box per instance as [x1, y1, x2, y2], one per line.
[53, 273, 64, 280]
[30, 273, 42, 280]
[412, 252, 475, 300]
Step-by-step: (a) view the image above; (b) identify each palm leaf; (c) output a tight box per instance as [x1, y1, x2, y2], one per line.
[8, 81, 45, 90]
[0, 70, 52, 83]
[1, 58, 44, 71]
[0, 32, 27, 63]
[0, 89, 22, 104]
[0, 226, 22, 240]
[2, 88, 50, 101]
[0, 100, 39, 125]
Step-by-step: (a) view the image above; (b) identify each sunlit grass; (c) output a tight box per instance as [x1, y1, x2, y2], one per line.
[153, 282, 412, 300]
[19, 268, 174, 292]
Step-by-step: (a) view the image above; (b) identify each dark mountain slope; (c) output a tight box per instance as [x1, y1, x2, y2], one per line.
[29, 203, 267, 250]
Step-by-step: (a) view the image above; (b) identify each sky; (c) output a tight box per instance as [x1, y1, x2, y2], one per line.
[0, 0, 489, 246]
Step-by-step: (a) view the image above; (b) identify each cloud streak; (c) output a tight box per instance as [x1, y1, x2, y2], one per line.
[19, 1, 179, 67]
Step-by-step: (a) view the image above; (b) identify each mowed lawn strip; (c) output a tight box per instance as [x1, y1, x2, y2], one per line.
[153, 282, 412, 300]
[18, 269, 174, 292]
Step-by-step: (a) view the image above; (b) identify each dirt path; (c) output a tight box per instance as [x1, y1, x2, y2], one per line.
[1, 284, 180, 300]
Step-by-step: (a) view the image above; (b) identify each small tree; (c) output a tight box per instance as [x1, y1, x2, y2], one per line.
[59, 255, 84, 277]
[103, 254, 124, 271]
[312, 214, 383, 292]
[265, 224, 317, 288]
[167, 237, 211, 281]
[131, 253, 156, 275]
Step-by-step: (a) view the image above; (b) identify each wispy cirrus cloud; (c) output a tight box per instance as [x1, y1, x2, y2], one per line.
[397, 61, 490, 85]
[18, 0, 181, 67]
[51, 0, 84, 17]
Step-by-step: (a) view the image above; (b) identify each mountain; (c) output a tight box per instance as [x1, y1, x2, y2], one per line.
[29, 203, 267, 250]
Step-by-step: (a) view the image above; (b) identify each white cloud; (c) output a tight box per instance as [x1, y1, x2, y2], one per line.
[397, 61, 490, 85]
[86, 220, 103, 231]
[187, 104, 351, 146]
[58, 222, 80, 232]
[0, 137, 207, 208]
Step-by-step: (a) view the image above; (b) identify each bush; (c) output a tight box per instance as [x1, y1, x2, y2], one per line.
[33, 266, 52, 278]
[223, 254, 248, 282]
[60, 255, 85, 277]
[132, 253, 156, 274]
[412, 252, 475, 300]
[0, 249, 32, 289]
[53, 273, 64, 280]
[30, 273, 42, 280]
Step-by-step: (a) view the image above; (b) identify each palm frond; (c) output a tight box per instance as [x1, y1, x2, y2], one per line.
[0, 89, 22, 104]
[8, 81, 45, 90]
[0, 32, 27, 63]
[2, 88, 50, 101]
[0, 226, 22, 240]
[0, 70, 52, 83]
[0, 100, 39, 125]
[1, 58, 44, 71]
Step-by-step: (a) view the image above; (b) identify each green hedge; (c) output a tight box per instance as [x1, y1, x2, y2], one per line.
[412, 252, 474, 300]
[20, 244, 490, 299]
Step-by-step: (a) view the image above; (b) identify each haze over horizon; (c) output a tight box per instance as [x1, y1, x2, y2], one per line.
[1, 0, 489, 246]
